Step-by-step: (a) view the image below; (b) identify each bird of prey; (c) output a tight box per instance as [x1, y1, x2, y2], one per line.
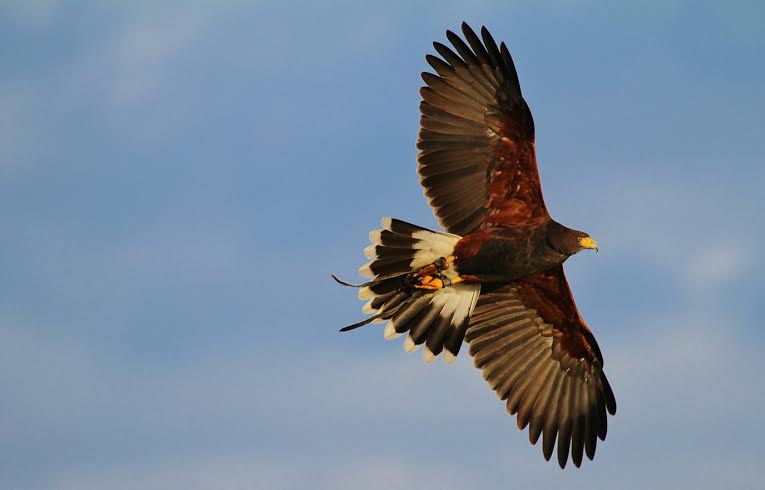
[334, 22, 616, 469]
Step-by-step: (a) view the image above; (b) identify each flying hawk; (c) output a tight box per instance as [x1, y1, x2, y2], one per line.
[335, 22, 616, 469]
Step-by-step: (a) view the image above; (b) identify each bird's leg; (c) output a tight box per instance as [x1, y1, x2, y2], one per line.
[413, 275, 466, 290]
[412, 256, 452, 278]
[411, 256, 461, 290]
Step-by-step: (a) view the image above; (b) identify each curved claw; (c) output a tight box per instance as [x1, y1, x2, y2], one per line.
[414, 276, 445, 290]
[412, 274, 464, 290]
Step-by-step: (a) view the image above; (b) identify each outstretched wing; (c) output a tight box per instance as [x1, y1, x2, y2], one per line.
[465, 266, 616, 468]
[417, 22, 548, 236]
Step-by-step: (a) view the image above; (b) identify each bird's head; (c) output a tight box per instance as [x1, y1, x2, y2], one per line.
[576, 233, 599, 253]
[547, 222, 599, 256]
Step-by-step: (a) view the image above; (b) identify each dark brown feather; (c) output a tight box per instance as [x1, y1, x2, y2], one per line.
[444, 317, 470, 357]
[425, 314, 452, 356]
[516, 360, 556, 429]
[556, 375, 573, 468]
[462, 23, 493, 66]
[528, 369, 561, 445]
[408, 303, 444, 344]
[420, 116, 485, 136]
[419, 102, 486, 129]
[391, 296, 431, 334]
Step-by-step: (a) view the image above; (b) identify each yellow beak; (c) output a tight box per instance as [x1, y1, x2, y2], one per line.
[579, 236, 599, 252]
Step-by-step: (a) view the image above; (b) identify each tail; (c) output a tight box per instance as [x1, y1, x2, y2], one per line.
[335, 218, 481, 364]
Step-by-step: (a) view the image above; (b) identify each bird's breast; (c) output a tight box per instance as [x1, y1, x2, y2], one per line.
[454, 230, 563, 282]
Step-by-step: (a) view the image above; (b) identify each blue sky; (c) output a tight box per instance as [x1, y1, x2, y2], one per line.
[1, 1, 764, 488]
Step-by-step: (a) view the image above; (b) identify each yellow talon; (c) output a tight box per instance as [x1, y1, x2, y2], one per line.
[413, 277, 445, 290]
[415, 279, 442, 290]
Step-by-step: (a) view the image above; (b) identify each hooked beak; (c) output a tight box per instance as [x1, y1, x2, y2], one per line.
[578, 236, 599, 253]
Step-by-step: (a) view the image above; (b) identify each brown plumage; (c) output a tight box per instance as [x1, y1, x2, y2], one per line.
[336, 22, 616, 469]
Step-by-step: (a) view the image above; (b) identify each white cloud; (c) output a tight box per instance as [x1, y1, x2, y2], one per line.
[570, 172, 761, 297]
[110, 12, 204, 104]
[680, 246, 752, 301]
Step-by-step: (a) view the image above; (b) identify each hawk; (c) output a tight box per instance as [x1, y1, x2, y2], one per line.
[334, 22, 616, 469]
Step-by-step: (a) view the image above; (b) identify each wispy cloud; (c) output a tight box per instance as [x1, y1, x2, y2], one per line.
[110, 12, 204, 105]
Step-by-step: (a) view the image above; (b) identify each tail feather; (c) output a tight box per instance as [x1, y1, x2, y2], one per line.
[357, 274, 409, 299]
[360, 258, 414, 278]
[339, 217, 481, 363]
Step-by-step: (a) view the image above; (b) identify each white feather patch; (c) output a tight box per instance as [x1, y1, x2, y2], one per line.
[358, 263, 373, 277]
[449, 284, 481, 326]
[423, 347, 437, 364]
[384, 322, 401, 339]
[358, 287, 374, 300]
[368, 230, 382, 245]
[363, 244, 377, 259]
[430, 284, 480, 324]
[362, 299, 377, 314]
[443, 351, 457, 364]
[406, 230, 461, 269]
[436, 293, 459, 319]
[403, 336, 421, 352]
[381, 217, 392, 230]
